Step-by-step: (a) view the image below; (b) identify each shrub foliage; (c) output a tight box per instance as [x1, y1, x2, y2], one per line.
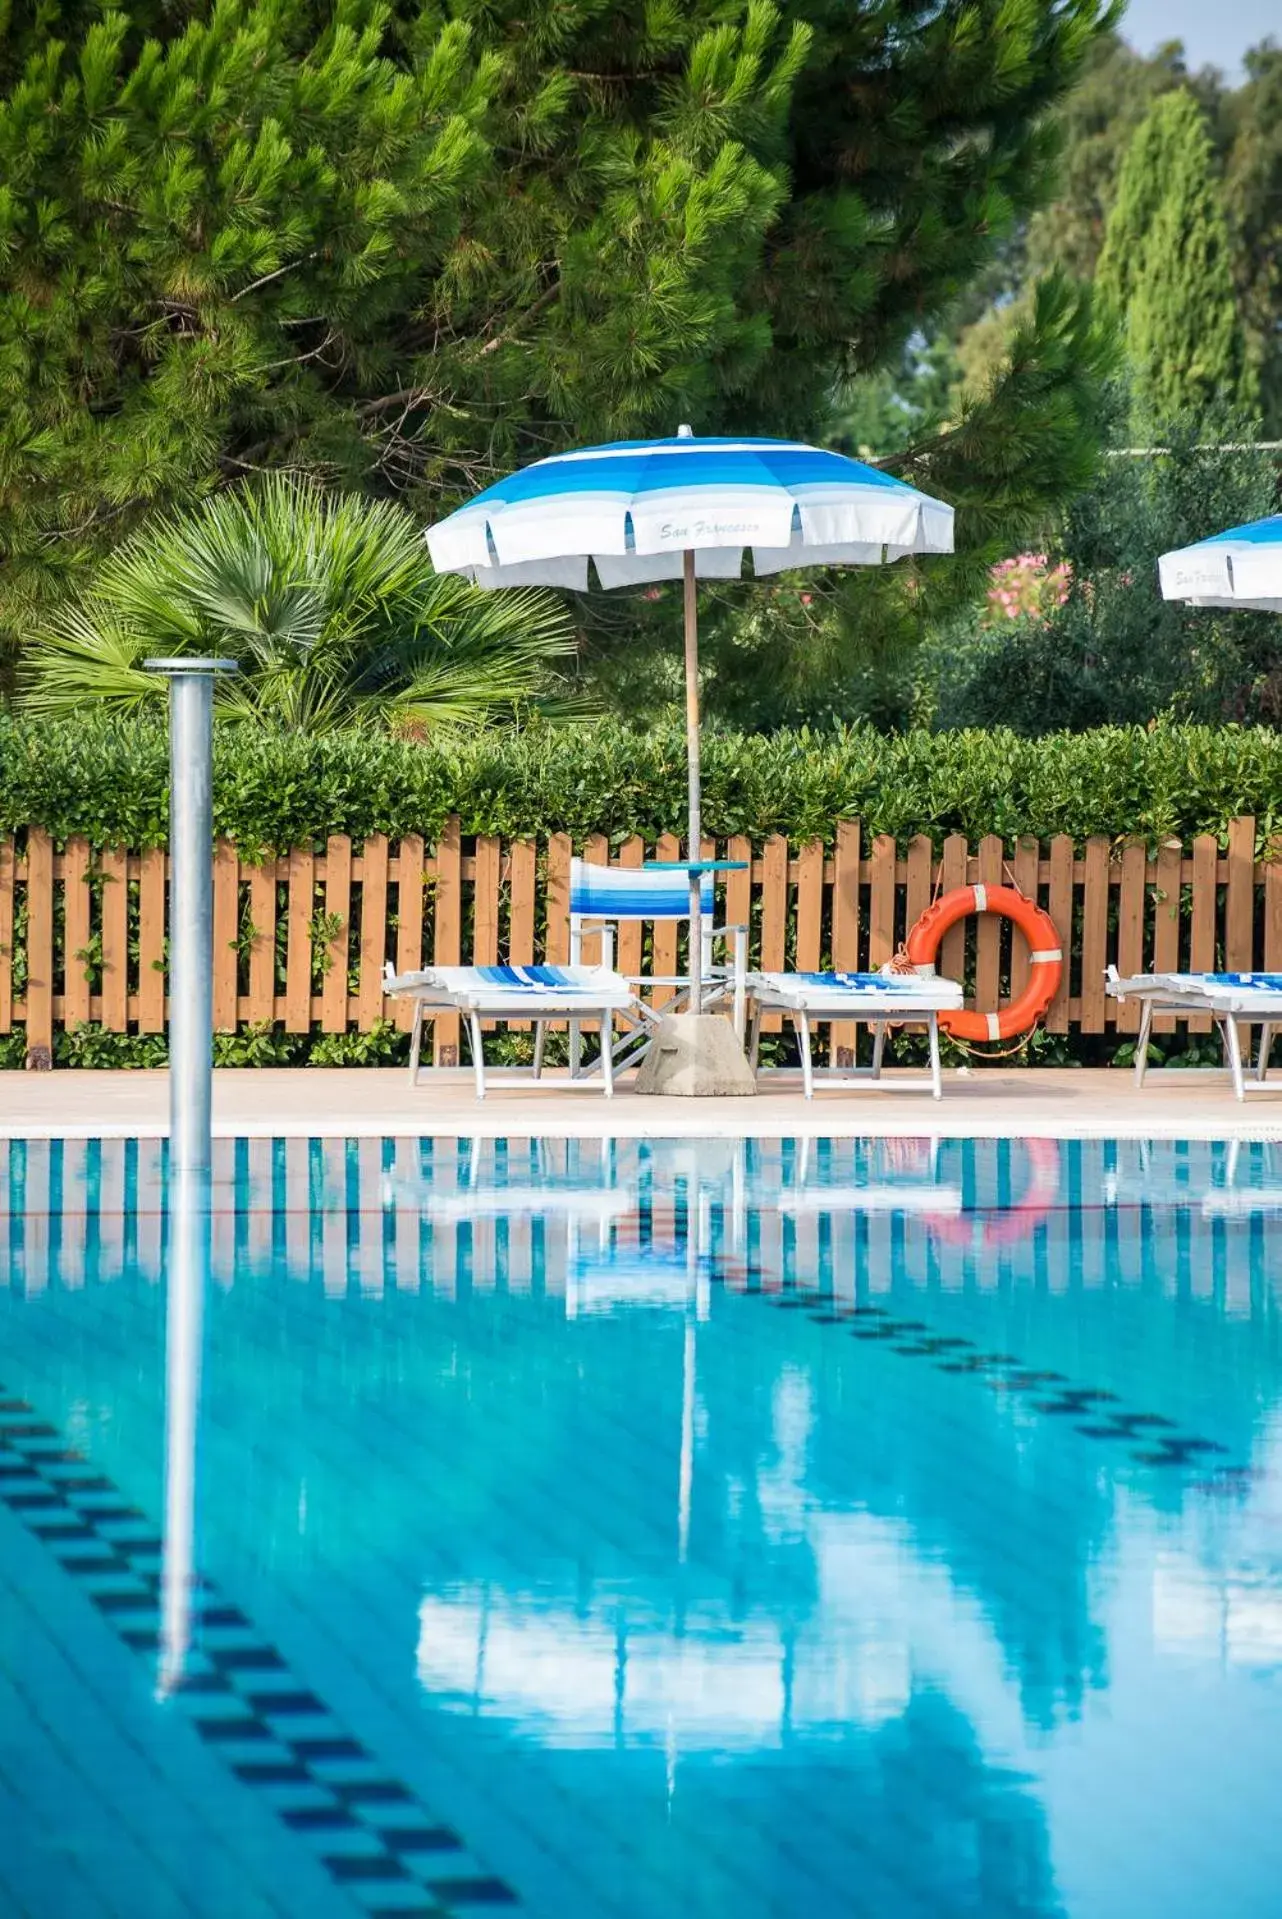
[2, 715, 1281, 853]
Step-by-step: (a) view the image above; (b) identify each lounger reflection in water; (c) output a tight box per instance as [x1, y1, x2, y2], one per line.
[395, 1185, 635, 1226]
[747, 971, 964, 1099]
[776, 1183, 963, 1217]
[1106, 968, 1282, 1100]
[769, 1132, 964, 1214]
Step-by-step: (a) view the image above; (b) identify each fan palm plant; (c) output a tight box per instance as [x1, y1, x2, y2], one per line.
[18, 478, 580, 731]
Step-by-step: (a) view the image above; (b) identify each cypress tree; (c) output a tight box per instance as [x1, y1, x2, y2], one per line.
[1222, 43, 1282, 436]
[1097, 89, 1254, 421]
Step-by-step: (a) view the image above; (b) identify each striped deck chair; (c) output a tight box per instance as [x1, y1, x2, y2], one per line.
[568, 860, 748, 1077]
[746, 970, 964, 1099]
[1106, 967, 1282, 1099]
[382, 962, 636, 1098]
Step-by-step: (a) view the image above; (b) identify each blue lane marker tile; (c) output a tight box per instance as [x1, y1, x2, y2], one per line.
[0, 1385, 519, 1918]
[746, 1269, 1244, 1483]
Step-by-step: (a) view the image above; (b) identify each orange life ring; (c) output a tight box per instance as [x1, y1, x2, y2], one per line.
[926, 1138, 1061, 1251]
[904, 885, 1062, 1043]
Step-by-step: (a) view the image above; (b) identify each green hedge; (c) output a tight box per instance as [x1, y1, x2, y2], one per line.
[2, 713, 1282, 851]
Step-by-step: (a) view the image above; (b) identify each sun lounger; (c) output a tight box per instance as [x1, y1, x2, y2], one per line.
[382, 962, 636, 1098]
[746, 971, 964, 1099]
[1106, 968, 1282, 1099]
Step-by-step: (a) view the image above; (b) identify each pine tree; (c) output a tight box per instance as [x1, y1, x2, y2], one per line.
[0, 0, 1115, 669]
[1097, 89, 1254, 421]
[0, 0, 497, 624]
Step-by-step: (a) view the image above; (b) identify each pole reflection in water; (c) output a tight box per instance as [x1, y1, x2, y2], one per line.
[158, 1158, 211, 1697]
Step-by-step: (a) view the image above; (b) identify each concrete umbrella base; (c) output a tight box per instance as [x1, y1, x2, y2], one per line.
[634, 1014, 757, 1098]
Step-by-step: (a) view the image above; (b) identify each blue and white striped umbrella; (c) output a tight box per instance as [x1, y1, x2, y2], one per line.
[426, 430, 953, 587]
[1159, 514, 1282, 613]
[426, 429, 953, 1015]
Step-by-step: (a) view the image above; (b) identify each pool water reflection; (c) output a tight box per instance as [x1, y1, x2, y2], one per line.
[1, 1135, 1281, 1919]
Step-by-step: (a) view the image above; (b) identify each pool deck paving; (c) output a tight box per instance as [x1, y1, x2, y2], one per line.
[3, 1066, 1282, 1140]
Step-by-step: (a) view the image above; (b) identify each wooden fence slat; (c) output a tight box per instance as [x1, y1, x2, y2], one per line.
[1114, 842, 1147, 1033]
[823, 830, 858, 1068]
[212, 841, 239, 1034]
[726, 832, 754, 1041]
[1079, 838, 1110, 1033]
[0, 840, 13, 1033]
[831, 823, 861, 979]
[938, 834, 968, 986]
[795, 839, 824, 974]
[62, 837, 92, 1030]
[433, 819, 462, 1064]
[1266, 839, 1282, 975]
[760, 836, 790, 971]
[905, 835, 933, 949]
[358, 834, 389, 1031]
[577, 833, 608, 966]
[1009, 837, 1040, 999]
[25, 828, 54, 1060]
[545, 831, 572, 964]
[1226, 815, 1256, 1056]
[1046, 836, 1074, 1032]
[474, 834, 502, 965]
[284, 848, 314, 1033]
[1225, 815, 1255, 971]
[320, 835, 352, 1034]
[100, 846, 130, 1032]
[246, 858, 276, 1028]
[1151, 841, 1183, 1034]
[869, 836, 896, 969]
[700, 834, 717, 985]
[974, 835, 1004, 1016]
[650, 832, 682, 1010]
[759, 835, 789, 1033]
[615, 836, 646, 980]
[138, 848, 166, 1032]
[506, 840, 536, 966]
[393, 835, 425, 1032]
[505, 838, 536, 1031]
[1189, 835, 1218, 1033]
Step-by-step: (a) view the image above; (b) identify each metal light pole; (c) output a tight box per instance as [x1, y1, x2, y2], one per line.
[146, 658, 234, 1694]
[682, 545, 702, 1016]
[145, 659, 236, 1174]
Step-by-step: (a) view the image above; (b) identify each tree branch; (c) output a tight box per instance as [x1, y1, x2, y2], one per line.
[230, 252, 322, 303]
[474, 277, 561, 357]
[873, 421, 961, 474]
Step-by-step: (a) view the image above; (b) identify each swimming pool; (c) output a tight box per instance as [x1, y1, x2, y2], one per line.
[2, 1135, 1280, 1919]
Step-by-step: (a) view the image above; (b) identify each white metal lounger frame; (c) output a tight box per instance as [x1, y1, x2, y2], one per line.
[1105, 966, 1282, 1100]
[383, 964, 635, 1098]
[568, 860, 748, 1079]
[745, 973, 964, 1100]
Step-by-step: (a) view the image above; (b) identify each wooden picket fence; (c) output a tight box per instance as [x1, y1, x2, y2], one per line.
[2, 817, 1280, 1064]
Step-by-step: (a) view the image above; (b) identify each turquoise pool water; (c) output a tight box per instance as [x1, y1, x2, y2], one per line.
[2, 1135, 1281, 1918]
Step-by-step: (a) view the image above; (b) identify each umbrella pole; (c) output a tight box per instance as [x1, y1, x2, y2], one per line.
[683, 547, 703, 1015]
